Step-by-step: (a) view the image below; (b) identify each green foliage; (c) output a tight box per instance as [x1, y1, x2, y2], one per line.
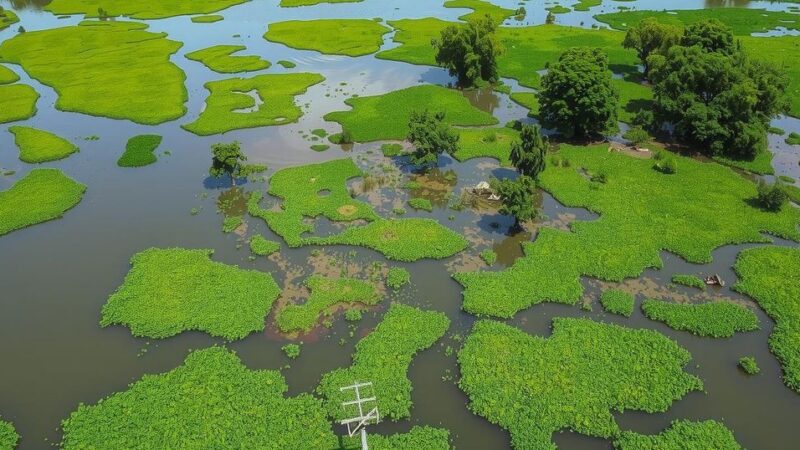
[572, 0, 600, 11]
[247, 158, 467, 261]
[432, 15, 501, 86]
[509, 92, 539, 116]
[0, 417, 18, 450]
[756, 180, 789, 212]
[380, 143, 404, 157]
[615, 419, 742, 450]
[600, 289, 634, 317]
[310, 144, 330, 152]
[546, 5, 570, 14]
[453, 127, 518, 165]
[9, 126, 78, 164]
[316, 304, 449, 421]
[539, 47, 619, 139]
[734, 247, 800, 392]
[61, 347, 337, 448]
[786, 132, 800, 146]
[343, 426, 451, 450]
[324, 84, 497, 142]
[443, 0, 513, 24]
[100, 248, 281, 340]
[280, 0, 360, 6]
[407, 110, 460, 167]
[250, 235, 280, 256]
[191, 14, 223, 23]
[408, 197, 433, 211]
[117, 134, 161, 167]
[739, 356, 760, 375]
[344, 309, 363, 322]
[672, 274, 706, 290]
[276, 275, 379, 333]
[641, 299, 759, 338]
[277, 60, 296, 68]
[185, 45, 270, 73]
[386, 267, 410, 290]
[459, 318, 703, 449]
[222, 215, 243, 233]
[491, 175, 537, 226]
[0, 21, 186, 124]
[0, 84, 38, 124]
[265, 19, 390, 57]
[210, 141, 247, 183]
[455, 144, 800, 318]
[479, 249, 497, 266]
[0, 9, 19, 31]
[0, 168, 86, 237]
[0, 64, 18, 84]
[623, 126, 651, 146]
[597, 8, 800, 36]
[510, 124, 547, 178]
[183, 72, 324, 135]
[282, 343, 301, 359]
[621, 17, 682, 78]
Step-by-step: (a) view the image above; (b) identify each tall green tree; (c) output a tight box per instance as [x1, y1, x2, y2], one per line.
[538, 47, 619, 139]
[681, 19, 737, 55]
[210, 141, 247, 186]
[491, 175, 537, 228]
[510, 124, 547, 179]
[622, 17, 681, 78]
[432, 14, 502, 87]
[406, 110, 459, 168]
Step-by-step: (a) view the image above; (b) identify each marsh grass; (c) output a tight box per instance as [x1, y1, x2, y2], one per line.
[0, 168, 86, 236]
[10, 126, 78, 163]
[600, 289, 635, 317]
[45, 0, 245, 19]
[0, 84, 38, 124]
[671, 274, 706, 290]
[265, 19, 390, 57]
[186, 45, 270, 73]
[615, 420, 741, 450]
[249, 235, 280, 256]
[641, 299, 759, 338]
[0, 417, 18, 450]
[117, 134, 162, 167]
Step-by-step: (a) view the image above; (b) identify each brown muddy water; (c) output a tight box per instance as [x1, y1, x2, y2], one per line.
[1, 0, 800, 448]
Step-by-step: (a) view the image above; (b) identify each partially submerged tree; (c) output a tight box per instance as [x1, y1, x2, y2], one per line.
[406, 110, 459, 168]
[756, 180, 788, 212]
[432, 14, 502, 87]
[622, 17, 681, 79]
[509, 124, 547, 179]
[492, 175, 537, 228]
[210, 141, 247, 186]
[538, 47, 619, 139]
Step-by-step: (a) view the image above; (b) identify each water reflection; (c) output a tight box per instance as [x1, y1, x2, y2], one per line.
[461, 87, 501, 114]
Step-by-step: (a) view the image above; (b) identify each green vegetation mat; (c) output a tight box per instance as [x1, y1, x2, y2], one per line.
[344, 426, 451, 450]
[734, 247, 800, 392]
[317, 303, 449, 421]
[572, 0, 601, 11]
[453, 127, 519, 165]
[713, 150, 775, 175]
[183, 72, 323, 135]
[0, 65, 18, 84]
[444, 0, 514, 24]
[408, 197, 433, 211]
[0, 9, 18, 31]
[277, 60, 296, 68]
[672, 274, 706, 290]
[595, 8, 800, 35]
[386, 267, 410, 290]
[0, 416, 18, 450]
[0, 84, 39, 124]
[265, 19, 390, 57]
[641, 299, 759, 338]
[459, 318, 703, 449]
[600, 289, 634, 317]
[0, 168, 86, 237]
[509, 92, 539, 116]
[739, 356, 760, 375]
[100, 248, 281, 340]
[324, 85, 497, 142]
[280, 0, 360, 6]
[615, 420, 741, 450]
[249, 234, 280, 256]
[185, 45, 270, 73]
[9, 126, 78, 164]
[117, 134, 162, 167]
[787, 132, 800, 146]
[740, 36, 800, 117]
[247, 158, 467, 261]
[60, 347, 338, 448]
[0, 21, 186, 125]
[191, 14, 224, 23]
[455, 144, 800, 318]
[45, 0, 246, 19]
[275, 275, 379, 332]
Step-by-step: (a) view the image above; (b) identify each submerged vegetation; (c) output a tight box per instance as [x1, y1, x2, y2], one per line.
[317, 303, 449, 421]
[185, 45, 270, 73]
[459, 318, 703, 449]
[100, 248, 281, 340]
[61, 347, 337, 448]
[9, 126, 78, 164]
[0, 169, 86, 236]
[117, 135, 162, 167]
[600, 289, 635, 317]
[641, 299, 759, 338]
[265, 19, 390, 57]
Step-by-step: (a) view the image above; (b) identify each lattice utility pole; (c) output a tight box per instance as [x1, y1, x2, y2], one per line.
[339, 381, 380, 450]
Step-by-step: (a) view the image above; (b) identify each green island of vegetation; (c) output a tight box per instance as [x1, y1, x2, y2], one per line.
[458, 318, 703, 449]
[249, 234, 280, 256]
[191, 14, 224, 23]
[280, 0, 360, 6]
[595, 8, 800, 35]
[117, 135, 162, 168]
[739, 356, 760, 375]
[45, 0, 246, 19]
[247, 158, 467, 261]
[0, 416, 18, 450]
[317, 303, 449, 421]
[185, 45, 270, 73]
[183, 72, 324, 135]
[444, 0, 514, 24]
[0, 64, 18, 84]
[275, 274, 380, 333]
[265, 19, 390, 57]
[344, 426, 451, 450]
[0, 9, 18, 31]
[0, 84, 39, 124]
[324, 84, 497, 142]
[671, 274, 706, 290]
[453, 127, 519, 165]
[386, 267, 410, 290]
[60, 347, 338, 449]
[734, 246, 800, 392]
[0, 21, 187, 125]
[100, 248, 281, 340]
[641, 299, 759, 338]
[0, 168, 86, 237]
[455, 145, 800, 318]
[615, 419, 741, 450]
[600, 289, 635, 317]
[9, 126, 79, 164]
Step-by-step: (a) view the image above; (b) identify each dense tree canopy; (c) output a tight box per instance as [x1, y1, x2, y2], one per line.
[432, 14, 501, 87]
[210, 141, 247, 185]
[492, 175, 537, 227]
[510, 124, 547, 179]
[406, 110, 459, 167]
[622, 17, 681, 78]
[538, 47, 619, 139]
[681, 19, 737, 55]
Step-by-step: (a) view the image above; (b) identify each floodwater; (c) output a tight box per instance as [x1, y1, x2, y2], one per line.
[0, 0, 799, 448]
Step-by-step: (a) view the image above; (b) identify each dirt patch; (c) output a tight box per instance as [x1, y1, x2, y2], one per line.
[337, 204, 358, 216]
